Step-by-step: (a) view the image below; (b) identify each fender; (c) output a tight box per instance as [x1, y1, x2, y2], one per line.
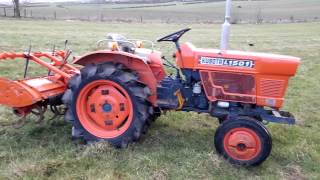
[73, 50, 158, 105]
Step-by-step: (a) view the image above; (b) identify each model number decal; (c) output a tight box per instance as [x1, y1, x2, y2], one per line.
[199, 57, 255, 68]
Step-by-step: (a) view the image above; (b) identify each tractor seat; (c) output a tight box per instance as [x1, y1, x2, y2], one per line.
[134, 48, 153, 63]
[106, 33, 135, 53]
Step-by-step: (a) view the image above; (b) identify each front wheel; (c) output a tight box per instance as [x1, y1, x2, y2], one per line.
[214, 118, 272, 166]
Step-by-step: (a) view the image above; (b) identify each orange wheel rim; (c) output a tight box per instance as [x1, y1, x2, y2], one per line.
[76, 80, 133, 139]
[223, 127, 262, 161]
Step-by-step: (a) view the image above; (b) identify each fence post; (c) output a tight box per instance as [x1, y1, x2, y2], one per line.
[24, 8, 26, 17]
[3, 8, 6, 17]
[100, 13, 104, 22]
[54, 11, 57, 20]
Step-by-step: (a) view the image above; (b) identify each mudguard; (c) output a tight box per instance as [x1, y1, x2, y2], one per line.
[73, 50, 160, 105]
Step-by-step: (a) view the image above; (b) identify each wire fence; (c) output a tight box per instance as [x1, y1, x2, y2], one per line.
[0, 5, 319, 24]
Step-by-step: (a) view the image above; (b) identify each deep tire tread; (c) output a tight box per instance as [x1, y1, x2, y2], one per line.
[63, 62, 153, 147]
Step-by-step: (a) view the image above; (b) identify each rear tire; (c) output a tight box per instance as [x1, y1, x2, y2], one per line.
[214, 117, 272, 166]
[63, 63, 153, 148]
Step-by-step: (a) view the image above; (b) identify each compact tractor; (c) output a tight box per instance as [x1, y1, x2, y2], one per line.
[0, 1, 300, 166]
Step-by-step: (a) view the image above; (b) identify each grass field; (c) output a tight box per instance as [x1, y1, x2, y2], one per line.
[1, 0, 320, 23]
[0, 19, 319, 179]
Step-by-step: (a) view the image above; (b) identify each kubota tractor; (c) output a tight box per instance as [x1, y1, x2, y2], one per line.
[0, 28, 300, 166]
[0, 0, 300, 167]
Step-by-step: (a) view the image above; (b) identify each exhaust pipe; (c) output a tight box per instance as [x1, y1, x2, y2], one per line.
[220, 0, 232, 50]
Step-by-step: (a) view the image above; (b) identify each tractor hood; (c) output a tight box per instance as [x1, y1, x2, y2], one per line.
[177, 42, 301, 76]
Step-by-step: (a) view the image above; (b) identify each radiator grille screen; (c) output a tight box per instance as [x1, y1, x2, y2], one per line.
[260, 79, 285, 97]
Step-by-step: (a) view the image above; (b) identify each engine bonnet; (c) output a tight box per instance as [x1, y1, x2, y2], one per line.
[179, 43, 300, 77]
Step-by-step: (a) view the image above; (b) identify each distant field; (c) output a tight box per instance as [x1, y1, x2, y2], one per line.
[1, 0, 320, 23]
[0, 19, 319, 179]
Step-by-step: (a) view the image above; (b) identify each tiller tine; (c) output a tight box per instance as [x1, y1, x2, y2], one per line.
[0, 104, 46, 128]
[0, 104, 67, 128]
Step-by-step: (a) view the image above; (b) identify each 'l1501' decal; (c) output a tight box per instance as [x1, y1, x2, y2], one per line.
[199, 57, 255, 68]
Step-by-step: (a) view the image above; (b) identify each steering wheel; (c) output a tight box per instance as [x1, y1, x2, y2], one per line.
[157, 28, 191, 43]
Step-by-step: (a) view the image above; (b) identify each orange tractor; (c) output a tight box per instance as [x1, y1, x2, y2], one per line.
[0, 1, 300, 167]
[0, 29, 300, 166]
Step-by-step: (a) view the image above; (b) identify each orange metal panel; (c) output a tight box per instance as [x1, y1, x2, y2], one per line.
[200, 71, 256, 104]
[176, 42, 300, 76]
[255, 75, 289, 108]
[21, 77, 67, 99]
[148, 51, 166, 82]
[0, 78, 42, 108]
[178, 43, 300, 108]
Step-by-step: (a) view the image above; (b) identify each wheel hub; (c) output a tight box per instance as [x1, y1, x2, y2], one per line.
[223, 127, 261, 161]
[237, 143, 246, 151]
[102, 103, 112, 112]
[86, 84, 130, 131]
[76, 80, 133, 138]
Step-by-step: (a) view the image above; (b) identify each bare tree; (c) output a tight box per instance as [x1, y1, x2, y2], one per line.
[256, 8, 263, 24]
[12, 0, 20, 18]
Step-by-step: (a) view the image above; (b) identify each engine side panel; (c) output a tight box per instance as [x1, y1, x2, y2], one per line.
[200, 71, 256, 104]
[177, 43, 300, 108]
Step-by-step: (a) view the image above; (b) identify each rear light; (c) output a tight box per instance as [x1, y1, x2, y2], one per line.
[136, 41, 143, 48]
[108, 42, 119, 51]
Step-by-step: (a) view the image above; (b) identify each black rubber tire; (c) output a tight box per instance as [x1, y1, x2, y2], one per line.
[214, 117, 272, 166]
[142, 107, 161, 134]
[62, 62, 153, 148]
[218, 117, 227, 124]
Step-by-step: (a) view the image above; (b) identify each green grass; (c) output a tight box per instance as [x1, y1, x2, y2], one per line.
[0, 19, 319, 179]
[1, 0, 320, 23]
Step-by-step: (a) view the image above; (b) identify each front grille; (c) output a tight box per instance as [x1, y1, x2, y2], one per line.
[260, 79, 285, 97]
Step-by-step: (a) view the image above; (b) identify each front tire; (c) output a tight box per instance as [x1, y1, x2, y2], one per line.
[214, 118, 272, 166]
[63, 63, 152, 148]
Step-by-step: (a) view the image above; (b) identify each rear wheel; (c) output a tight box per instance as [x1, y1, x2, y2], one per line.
[214, 117, 272, 166]
[63, 63, 153, 148]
